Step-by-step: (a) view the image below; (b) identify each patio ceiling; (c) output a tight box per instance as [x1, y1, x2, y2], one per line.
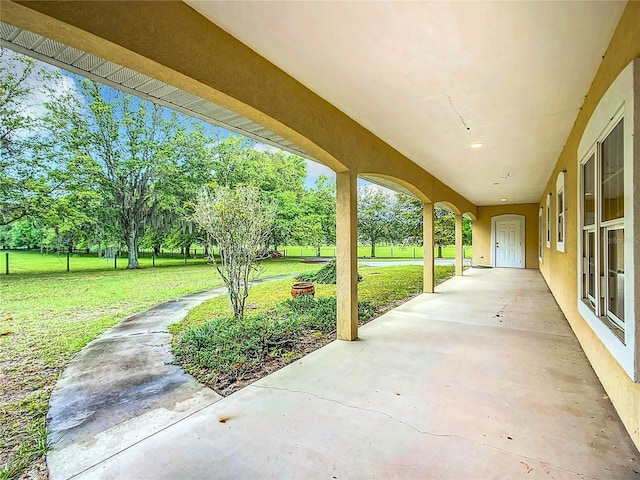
[186, 1, 626, 206]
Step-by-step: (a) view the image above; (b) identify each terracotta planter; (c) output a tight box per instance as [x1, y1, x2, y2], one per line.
[291, 282, 315, 298]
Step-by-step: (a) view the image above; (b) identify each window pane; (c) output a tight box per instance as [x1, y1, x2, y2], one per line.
[546, 206, 551, 243]
[607, 229, 624, 323]
[583, 155, 595, 226]
[601, 119, 624, 222]
[538, 208, 543, 259]
[586, 231, 595, 301]
[557, 192, 564, 243]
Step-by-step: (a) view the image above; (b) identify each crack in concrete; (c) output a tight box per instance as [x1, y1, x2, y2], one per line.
[250, 384, 600, 480]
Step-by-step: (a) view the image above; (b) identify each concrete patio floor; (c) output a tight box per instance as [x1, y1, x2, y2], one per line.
[58, 268, 638, 479]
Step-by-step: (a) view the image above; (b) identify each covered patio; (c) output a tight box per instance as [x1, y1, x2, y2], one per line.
[57, 268, 637, 479]
[2, 1, 639, 474]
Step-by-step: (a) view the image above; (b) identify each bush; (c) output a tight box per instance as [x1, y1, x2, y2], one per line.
[358, 301, 376, 322]
[173, 314, 301, 380]
[295, 259, 362, 284]
[282, 295, 375, 332]
[174, 296, 379, 382]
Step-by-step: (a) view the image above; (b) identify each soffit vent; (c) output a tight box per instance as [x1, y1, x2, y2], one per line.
[0, 22, 314, 161]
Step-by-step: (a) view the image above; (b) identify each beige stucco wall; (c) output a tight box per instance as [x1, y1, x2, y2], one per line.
[538, 1, 640, 450]
[472, 204, 539, 269]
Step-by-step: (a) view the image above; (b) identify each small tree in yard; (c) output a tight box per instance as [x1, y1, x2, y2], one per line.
[193, 185, 275, 321]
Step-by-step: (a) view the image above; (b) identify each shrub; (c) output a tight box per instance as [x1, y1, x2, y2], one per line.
[173, 314, 301, 380]
[295, 259, 362, 284]
[358, 301, 376, 322]
[282, 295, 375, 332]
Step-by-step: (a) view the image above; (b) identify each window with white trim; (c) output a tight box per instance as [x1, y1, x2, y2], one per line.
[538, 207, 543, 262]
[546, 193, 551, 248]
[556, 172, 566, 252]
[577, 59, 636, 381]
[580, 117, 624, 333]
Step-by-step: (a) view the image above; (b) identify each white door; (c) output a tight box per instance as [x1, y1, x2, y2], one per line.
[495, 220, 524, 268]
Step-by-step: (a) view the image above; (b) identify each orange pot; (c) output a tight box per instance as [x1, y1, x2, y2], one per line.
[291, 282, 315, 298]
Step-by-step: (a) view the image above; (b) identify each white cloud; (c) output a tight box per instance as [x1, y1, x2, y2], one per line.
[252, 142, 281, 153]
[2, 48, 83, 123]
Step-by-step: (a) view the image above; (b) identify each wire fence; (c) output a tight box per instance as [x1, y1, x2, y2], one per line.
[1, 245, 471, 275]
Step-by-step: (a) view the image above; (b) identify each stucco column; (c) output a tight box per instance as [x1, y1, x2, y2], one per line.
[423, 202, 434, 293]
[455, 214, 464, 276]
[336, 170, 358, 340]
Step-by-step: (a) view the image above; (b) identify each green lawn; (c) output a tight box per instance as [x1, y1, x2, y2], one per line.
[0, 252, 320, 480]
[0, 245, 471, 276]
[0, 249, 211, 275]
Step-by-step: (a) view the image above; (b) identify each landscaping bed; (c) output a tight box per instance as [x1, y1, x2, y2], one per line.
[171, 265, 455, 396]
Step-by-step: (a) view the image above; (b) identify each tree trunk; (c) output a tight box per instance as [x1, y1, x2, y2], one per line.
[153, 245, 160, 257]
[371, 242, 376, 258]
[316, 246, 321, 257]
[185, 243, 191, 257]
[126, 229, 140, 269]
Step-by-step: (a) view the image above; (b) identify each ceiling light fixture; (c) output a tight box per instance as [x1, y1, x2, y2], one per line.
[470, 143, 483, 149]
[500, 198, 507, 202]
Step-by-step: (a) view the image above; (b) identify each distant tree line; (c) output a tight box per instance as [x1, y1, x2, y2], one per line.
[357, 185, 472, 258]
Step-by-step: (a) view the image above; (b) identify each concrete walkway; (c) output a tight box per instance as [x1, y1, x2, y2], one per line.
[47, 276, 290, 480]
[49, 269, 638, 479]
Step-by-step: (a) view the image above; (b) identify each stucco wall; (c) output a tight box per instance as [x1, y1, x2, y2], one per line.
[472, 204, 539, 269]
[538, 1, 640, 450]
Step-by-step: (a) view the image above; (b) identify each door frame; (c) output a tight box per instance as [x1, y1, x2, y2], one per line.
[491, 214, 525, 268]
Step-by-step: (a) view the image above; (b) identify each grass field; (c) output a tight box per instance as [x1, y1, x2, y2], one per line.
[0, 245, 471, 275]
[0, 251, 320, 480]
[0, 250, 210, 275]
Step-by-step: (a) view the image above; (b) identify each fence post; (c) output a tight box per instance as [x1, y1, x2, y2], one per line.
[5, 252, 8, 275]
[391, 247, 393, 258]
[67, 252, 70, 272]
[114, 254, 117, 270]
[413, 247, 416, 258]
